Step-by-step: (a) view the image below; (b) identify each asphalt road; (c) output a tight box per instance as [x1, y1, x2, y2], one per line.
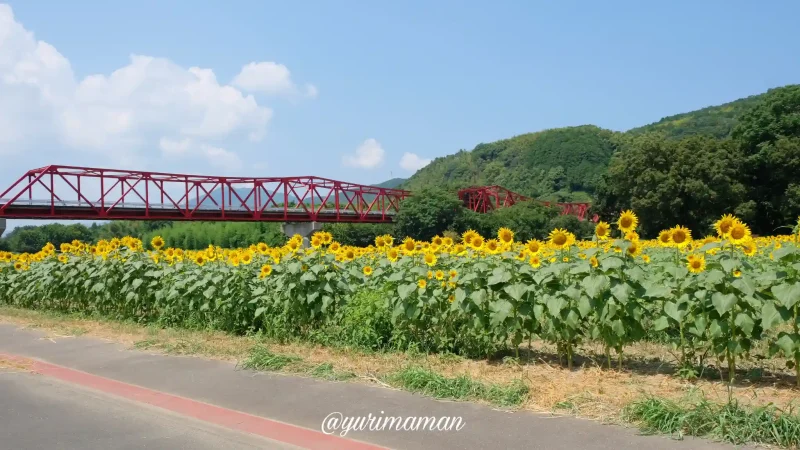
[0, 370, 295, 450]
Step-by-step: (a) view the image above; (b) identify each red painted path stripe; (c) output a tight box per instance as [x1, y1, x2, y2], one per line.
[1, 353, 387, 450]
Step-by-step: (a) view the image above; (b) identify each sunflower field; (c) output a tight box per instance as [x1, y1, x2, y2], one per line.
[2, 212, 800, 385]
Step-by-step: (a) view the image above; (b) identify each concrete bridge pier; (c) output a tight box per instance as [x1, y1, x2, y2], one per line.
[0, 218, 5, 238]
[280, 222, 323, 248]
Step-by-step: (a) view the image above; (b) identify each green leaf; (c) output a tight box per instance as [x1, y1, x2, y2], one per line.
[131, 279, 143, 290]
[397, 283, 416, 300]
[470, 289, 487, 305]
[203, 286, 216, 299]
[321, 295, 333, 311]
[711, 292, 737, 316]
[773, 246, 796, 261]
[652, 316, 670, 331]
[761, 301, 788, 331]
[771, 283, 800, 308]
[455, 288, 466, 304]
[734, 312, 755, 336]
[720, 258, 737, 274]
[306, 292, 320, 304]
[565, 310, 580, 329]
[644, 284, 671, 299]
[504, 284, 528, 301]
[577, 296, 592, 318]
[490, 300, 514, 326]
[611, 283, 632, 304]
[775, 333, 799, 355]
[254, 307, 266, 317]
[300, 272, 316, 282]
[600, 256, 623, 271]
[252, 287, 266, 296]
[387, 272, 403, 282]
[664, 301, 686, 322]
[731, 277, 756, 296]
[581, 274, 609, 299]
[487, 268, 511, 286]
[546, 296, 566, 316]
[611, 319, 625, 337]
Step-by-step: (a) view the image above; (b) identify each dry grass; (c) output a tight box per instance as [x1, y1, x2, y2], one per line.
[0, 355, 33, 372]
[1, 306, 798, 422]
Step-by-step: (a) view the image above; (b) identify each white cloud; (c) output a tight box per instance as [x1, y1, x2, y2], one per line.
[232, 61, 317, 98]
[399, 152, 431, 171]
[159, 137, 242, 173]
[0, 4, 313, 170]
[342, 138, 385, 169]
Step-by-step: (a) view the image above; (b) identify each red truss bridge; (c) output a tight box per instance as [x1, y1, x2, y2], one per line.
[0, 166, 592, 223]
[458, 185, 594, 221]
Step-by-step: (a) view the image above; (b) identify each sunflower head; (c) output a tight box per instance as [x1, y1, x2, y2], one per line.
[548, 228, 573, 249]
[670, 226, 692, 248]
[687, 254, 706, 274]
[728, 221, 751, 244]
[363, 266, 373, 276]
[617, 210, 638, 233]
[497, 227, 514, 244]
[714, 214, 738, 238]
[595, 221, 610, 240]
[526, 239, 542, 254]
[423, 252, 437, 267]
[417, 279, 427, 289]
[529, 255, 541, 268]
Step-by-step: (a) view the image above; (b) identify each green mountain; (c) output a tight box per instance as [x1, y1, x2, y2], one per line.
[372, 178, 406, 189]
[626, 91, 770, 140]
[401, 86, 796, 202]
[402, 125, 616, 202]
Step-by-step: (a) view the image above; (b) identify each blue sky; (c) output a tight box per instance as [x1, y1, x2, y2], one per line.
[1, 1, 799, 232]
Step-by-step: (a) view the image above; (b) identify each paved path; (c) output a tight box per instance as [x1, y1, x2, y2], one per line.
[0, 323, 748, 450]
[0, 370, 294, 449]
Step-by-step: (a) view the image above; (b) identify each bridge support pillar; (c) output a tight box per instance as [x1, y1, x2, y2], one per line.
[0, 218, 5, 238]
[281, 222, 323, 248]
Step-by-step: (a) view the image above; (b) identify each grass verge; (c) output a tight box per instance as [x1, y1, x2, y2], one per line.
[624, 397, 800, 447]
[388, 366, 528, 407]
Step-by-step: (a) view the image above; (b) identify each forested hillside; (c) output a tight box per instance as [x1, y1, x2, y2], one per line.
[627, 91, 769, 139]
[402, 125, 616, 202]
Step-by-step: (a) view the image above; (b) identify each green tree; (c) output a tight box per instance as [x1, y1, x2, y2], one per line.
[473, 201, 559, 242]
[595, 133, 748, 237]
[323, 223, 394, 246]
[732, 85, 800, 233]
[393, 188, 466, 241]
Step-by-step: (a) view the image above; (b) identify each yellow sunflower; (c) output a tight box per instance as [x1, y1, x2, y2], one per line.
[423, 252, 437, 267]
[617, 210, 638, 233]
[497, 227, 514, 245]
[151, 236, 165, 251]
[526, 239, 543, 254]
[418, 279, 427, 289]
[363, 266, 373, 276]
[670, 226, 692, 248]
[728, 221, 751, 245]
[714, 214, 738, 238]
[687, 254, 706, 274]
[548, 228, 573, 250]
[595, 221, 611, 240]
